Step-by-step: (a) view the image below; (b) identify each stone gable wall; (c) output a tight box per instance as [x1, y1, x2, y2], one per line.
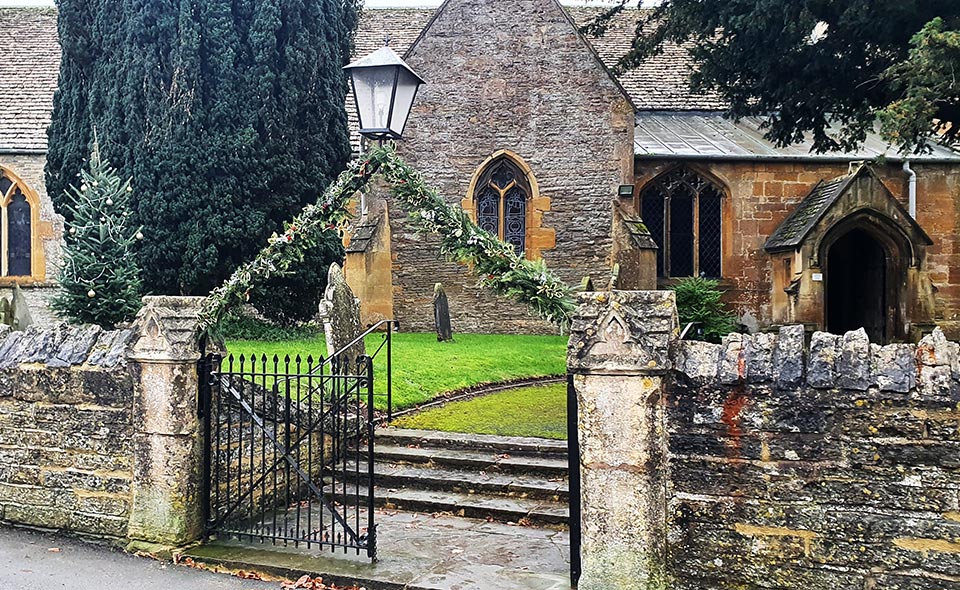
[669, 327, 960, 590]
[0, 325, 136, 539]
[377, 0, 635, 334]
[569, 290, 960, 590]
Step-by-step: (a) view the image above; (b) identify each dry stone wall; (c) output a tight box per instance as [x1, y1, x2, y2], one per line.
[0, 296, 208, 546]
[670, 327, 960, 590]
[569, 290, 960, 590]
[0, 324, 135, 539]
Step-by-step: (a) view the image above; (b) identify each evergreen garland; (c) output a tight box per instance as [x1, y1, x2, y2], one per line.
[200, 145, 574, 330]
[52, 148, 144, 328]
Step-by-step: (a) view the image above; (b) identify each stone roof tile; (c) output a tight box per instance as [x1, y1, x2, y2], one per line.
[0, 8, 60, 152]
[1, 6, 718, 153]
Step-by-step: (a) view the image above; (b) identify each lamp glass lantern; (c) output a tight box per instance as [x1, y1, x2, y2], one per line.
[344, 46, 426, 141]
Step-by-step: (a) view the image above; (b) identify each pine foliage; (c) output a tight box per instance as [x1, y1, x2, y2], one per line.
[671, 277, 736, 343]
[46, 0, 359, 301]
[52, 148, 143, 328]
[585, 1, 960, 153]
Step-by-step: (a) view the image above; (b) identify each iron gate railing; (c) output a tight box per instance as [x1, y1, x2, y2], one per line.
[199, 352, 377, 559]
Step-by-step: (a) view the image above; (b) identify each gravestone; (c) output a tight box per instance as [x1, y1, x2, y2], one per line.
[0, 297, 10, 327]
[434, 283, 453, 342]
[10, 283, 33, 331]
[317, 263, 366, 371]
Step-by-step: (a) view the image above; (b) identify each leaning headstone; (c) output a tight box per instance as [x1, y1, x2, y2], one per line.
[434, 283, 453, 342]
[10, 283, 33, 331]
[317, 263, 366, 371]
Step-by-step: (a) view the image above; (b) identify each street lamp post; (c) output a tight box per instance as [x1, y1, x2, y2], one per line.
[344, 45, 426, 142]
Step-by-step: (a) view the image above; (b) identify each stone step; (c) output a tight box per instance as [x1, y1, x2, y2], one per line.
[376, 428, 568, 459]
[371, 444, 569, 477]
[344, 460, 569, 502]
[326, 483, 569, 526]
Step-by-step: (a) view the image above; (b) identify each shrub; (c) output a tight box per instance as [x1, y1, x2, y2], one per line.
[219, 312, 323, 342]
[671, 277, 737, 343]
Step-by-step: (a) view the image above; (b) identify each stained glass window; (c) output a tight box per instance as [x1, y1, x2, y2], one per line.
[504, 186, 526, 254]
[640, 167, 724, 278]
[1, 171, 37, 278]
[8, 189, 31, 276]
[477, 186, 500, 237]
[473, 157, 530, 256]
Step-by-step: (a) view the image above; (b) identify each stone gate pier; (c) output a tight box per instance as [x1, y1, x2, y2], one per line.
[568, 290, 960, 590]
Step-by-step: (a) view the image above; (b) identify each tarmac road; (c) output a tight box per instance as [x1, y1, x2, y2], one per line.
[0, 526, 274, 590]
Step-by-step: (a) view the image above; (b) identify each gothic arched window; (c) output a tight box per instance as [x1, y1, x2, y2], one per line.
[1, 170, 37, 278]
[473, 157, 529, 255]
[640, 167, 724, 278]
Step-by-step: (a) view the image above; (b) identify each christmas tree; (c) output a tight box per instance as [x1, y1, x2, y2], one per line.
[52, 145, 143, 328]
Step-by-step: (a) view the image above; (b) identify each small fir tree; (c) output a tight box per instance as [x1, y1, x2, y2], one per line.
[53, 148, 143, 328]
[672, 277, 737, 343]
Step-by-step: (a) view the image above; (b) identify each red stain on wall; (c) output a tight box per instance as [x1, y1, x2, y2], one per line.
[721, 388, 749, 456]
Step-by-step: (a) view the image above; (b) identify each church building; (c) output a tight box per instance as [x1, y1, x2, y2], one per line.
[3, 0, 960, 342]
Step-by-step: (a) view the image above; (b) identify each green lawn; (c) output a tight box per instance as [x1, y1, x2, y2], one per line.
[225, 332, 566, 411]
[391, 383, 567, 440]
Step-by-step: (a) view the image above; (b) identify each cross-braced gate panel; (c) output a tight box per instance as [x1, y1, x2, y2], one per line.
[199, 353, 376, 559]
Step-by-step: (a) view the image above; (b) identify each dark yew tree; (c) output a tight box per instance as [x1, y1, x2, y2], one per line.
[47, 0, 360, 318]
[585, 0, 960, 153]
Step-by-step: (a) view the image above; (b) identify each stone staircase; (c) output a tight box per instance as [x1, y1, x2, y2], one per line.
[336, 428, 570, 526]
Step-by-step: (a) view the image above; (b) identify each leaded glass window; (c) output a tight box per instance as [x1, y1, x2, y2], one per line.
[473, 157, 530, 255]
[7, 189, 31, 276]
[1, 170, 38, 278]
[639, 167, 724, 278]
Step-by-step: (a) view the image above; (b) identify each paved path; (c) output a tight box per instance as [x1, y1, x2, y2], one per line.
[188, 509, 572, 590]
[0, 526, 268, 590]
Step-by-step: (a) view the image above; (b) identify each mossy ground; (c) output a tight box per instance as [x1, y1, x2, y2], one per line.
[391, 382, 567, 440]
[226, 333, 566, 411]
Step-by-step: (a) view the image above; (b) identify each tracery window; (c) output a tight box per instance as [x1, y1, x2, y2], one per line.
[640, 167, 724, 278]
[0, 171, 35, 278]
[474, 157, 529, 255]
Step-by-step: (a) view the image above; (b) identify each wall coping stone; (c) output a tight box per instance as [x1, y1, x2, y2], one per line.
[675, 325, 960, 400]
[0, 323, 132, 369]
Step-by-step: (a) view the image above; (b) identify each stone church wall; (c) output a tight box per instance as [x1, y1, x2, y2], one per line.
[570, 290, 960, 590]
[633, 159, 960, 339]
[377, 0, 635, 334]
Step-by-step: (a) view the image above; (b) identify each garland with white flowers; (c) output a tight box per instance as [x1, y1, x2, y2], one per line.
[199, 145, 575, 330]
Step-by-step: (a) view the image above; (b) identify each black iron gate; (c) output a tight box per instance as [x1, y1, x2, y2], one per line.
[198, 352, 377, 559]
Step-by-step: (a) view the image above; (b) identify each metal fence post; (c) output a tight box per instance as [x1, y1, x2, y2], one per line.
[567, 373, 582, 586]
[366, 355, 377, 560]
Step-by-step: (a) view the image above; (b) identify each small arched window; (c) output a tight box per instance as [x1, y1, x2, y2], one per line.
[640, 167, 724, 278]
[474, 157, 529, 254]
[1, 170, 36, 278]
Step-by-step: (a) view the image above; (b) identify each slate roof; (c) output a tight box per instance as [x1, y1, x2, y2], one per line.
[565, 7, 726, 112]
[635, 112, 960, 162]
[345, 215, 381, 254]
[0, 8, 59, 152]
[764, 174, 857, 252]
